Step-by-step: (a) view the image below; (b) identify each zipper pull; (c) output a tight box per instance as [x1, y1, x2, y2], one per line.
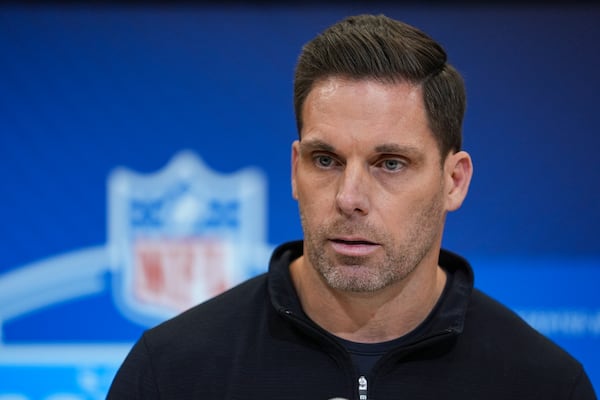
[358, 375, 368, 400]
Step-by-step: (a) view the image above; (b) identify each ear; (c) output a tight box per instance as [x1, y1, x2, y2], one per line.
[443, 150, 473, 212]
[291, 140, 300, 200]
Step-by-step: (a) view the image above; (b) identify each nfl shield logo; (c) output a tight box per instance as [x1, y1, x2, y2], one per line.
[108, 151, 270, 326]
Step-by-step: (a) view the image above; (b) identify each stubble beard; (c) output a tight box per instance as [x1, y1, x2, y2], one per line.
[300, 190, 445, 293]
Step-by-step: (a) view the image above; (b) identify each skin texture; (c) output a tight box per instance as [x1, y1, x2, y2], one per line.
[290, 77, 473, 342]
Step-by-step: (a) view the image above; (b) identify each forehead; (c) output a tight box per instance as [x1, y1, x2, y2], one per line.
[301, 77, 435, 152]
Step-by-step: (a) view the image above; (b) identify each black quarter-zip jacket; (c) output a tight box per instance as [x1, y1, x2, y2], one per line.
[108, 241, 596, 399]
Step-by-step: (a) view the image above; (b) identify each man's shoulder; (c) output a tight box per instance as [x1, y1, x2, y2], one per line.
[142, 273, 270, 348]
[467, 288, 582, 369]
[459, 289, 597, 396]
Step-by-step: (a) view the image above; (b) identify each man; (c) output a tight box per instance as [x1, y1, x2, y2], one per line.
[108, 14, 596, 399]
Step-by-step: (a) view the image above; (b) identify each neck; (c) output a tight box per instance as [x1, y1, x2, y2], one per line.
[290, 252, 447, 343]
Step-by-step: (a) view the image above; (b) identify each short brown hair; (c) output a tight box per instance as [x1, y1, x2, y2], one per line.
[294, 14, 466, 157]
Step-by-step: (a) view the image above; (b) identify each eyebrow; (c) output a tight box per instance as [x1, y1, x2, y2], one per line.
[298, 139, 336, 154]
[300, 139, 422, 157]
[374, 143, 422, 157]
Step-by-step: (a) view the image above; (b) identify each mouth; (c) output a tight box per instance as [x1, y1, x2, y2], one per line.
[331, 238, 376, 245]
[329, 237, 380, 257]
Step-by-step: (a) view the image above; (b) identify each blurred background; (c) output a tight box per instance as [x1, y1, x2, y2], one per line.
[0, 2, 598, 398]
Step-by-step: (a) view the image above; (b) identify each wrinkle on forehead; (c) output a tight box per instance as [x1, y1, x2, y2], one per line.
[310, 76, 423, 110]
[304, 80, 426, 139]
[303, 77, 426, 139]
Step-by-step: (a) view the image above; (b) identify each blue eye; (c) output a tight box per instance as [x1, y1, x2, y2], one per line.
[382, 159, 403, 171]
[315, 155, 334, 168]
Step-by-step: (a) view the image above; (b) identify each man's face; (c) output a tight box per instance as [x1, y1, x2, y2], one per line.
[292, 77, 464, 293]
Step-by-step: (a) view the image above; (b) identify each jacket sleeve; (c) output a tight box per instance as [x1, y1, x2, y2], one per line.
[569, 366, 597, 400]
[106, 334, 160, 400]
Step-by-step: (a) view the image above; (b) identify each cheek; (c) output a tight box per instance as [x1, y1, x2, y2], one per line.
[296, 169, 335, 204]
[298, 193, 329, 219]
[296, 184, 335, 224]
[377, 186, 442, 224]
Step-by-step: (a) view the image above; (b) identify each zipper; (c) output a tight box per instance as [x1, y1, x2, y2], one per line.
[358, 375, 368, 400]
[281, 308, 456, 400]
[353, 329, 456, 400]
[280, 309, 366, 399]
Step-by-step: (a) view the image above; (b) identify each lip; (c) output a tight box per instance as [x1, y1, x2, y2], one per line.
[328, 237, 380, 257]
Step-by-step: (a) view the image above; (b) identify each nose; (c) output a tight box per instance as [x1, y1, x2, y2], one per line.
[335, 163, 370, 217]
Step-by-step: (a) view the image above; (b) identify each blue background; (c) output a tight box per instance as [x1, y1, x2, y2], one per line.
[0, 3, 598, 397]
